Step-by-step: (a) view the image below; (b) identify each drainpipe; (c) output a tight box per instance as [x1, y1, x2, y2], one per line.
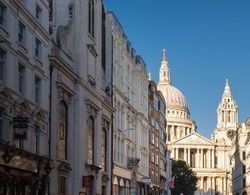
[110, 34, 114, 195]
[48, 63, 54, 195]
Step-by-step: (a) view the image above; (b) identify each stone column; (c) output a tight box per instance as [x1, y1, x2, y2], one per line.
[208, 149, 211, 168]
[201, 149, 204, 168]
[223, 177, 227, 194]
[201, 177, 204, 190]
[176, 148, 179, 159]
[212, 150, 215, 168]
[213, 177, 216, 195]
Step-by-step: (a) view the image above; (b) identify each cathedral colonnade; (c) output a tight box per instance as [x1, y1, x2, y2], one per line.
[173, 147, 215, 168]
[195, 176, 229, 195]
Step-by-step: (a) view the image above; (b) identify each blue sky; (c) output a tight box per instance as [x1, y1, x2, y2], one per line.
[104, 0, 250, 138]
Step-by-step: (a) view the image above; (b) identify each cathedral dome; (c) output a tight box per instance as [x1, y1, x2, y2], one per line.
[163, 84, 188, 110]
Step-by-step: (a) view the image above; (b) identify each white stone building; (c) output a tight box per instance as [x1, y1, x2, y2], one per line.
[0, 0, 52, 194]
[106, 12, 150, 195]
[49, 0, 113, 194]
[157, 50, 235, 195]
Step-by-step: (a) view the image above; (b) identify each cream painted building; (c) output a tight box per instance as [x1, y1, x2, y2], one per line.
[106, 12, 150, 194]
[157, 50, 234, 195]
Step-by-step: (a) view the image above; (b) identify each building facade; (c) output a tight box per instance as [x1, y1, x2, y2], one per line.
[0, 0, 52, 194]
[148, 79, 167, 194]
[49, 0, 113, 194]
[157, 50, 233, 195]
[106, 12, 150, 195]
[230, 117, 250, 195]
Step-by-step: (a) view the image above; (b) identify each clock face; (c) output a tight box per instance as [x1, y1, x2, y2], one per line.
[227, 129, 236, 140]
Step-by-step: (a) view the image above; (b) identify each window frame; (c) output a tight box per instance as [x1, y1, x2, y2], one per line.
[18, 63, 25, 94]
[35, 76, 41, 103]
[87, 116, 95, 165]
[18, 21, 26, 45]
[88, 0, 95, 38]
[58, 101, 68, 160]
[0, 2, 6, 26]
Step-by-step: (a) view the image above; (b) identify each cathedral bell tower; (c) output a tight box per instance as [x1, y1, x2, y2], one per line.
[213, 79, 238, 144]
[217, 79, 238, 129]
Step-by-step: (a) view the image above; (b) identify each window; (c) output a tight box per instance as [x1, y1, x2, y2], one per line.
[0, 48, 6, 81]
[151, 152, 155, 162]
[18, 21, 25, 45]
[18, 63, 25, 94]
[58, 101, 67, 160]
[101, 128, 107, 171]
[156, 154, 159, 165]
[58, 176, 66, 195]
[0, 2, 6, 26]
[155, 136, 159, 147]
[33, 125, 39, 153]
[153, 95, 158, 111]
[242, 151, 246, 160]
[150, 132, 154, 144]
[87, 116, 94, 164]
[35, 38, 41, 58]
[88, 0, 94, 38]
[36, 5, 42, 20]
[35, 76, 41, 103]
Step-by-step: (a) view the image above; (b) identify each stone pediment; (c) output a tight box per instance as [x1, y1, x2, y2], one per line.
[172, 132, 215, 146]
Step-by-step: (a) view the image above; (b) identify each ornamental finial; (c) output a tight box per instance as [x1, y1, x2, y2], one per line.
[163, 48, 167, 61]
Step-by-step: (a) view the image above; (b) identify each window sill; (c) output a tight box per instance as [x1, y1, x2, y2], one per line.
[34, 56, 43, 66]
[17, 41, 27, 54]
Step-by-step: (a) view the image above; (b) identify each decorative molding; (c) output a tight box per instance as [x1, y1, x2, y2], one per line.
[86, 99, 100, 118]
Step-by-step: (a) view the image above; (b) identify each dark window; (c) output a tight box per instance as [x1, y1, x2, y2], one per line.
[101, 128, 107, 171]
[87, 116, 94, 164]
[58, 101, 67, 160]
[18, 63, 25, 94]
[88, 0, 94, 38]
[35, 38, 41, 58]
[18, 21, 25, 44]
[243, 151, 246, 160]
[36, 5, 42, 20]
[0, 48, 6, 81]
[58, 176, 66, 195]
[34, 125, 39, 153]
[35, 76, 41, 103]
[0, 2, 6, 26]
[243, 165, 246, 174]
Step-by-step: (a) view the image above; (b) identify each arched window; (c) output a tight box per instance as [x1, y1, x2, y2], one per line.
[58, 101, 67, 160]
[101, 128, 107, 171]
[87, 116, 95, 164]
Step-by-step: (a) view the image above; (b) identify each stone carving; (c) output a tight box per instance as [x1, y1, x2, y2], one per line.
[56, 3, 73, 56]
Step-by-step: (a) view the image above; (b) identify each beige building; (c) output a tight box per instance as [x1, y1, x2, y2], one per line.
[157, 49, 234, 195]
[106, 12, 150, 195]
